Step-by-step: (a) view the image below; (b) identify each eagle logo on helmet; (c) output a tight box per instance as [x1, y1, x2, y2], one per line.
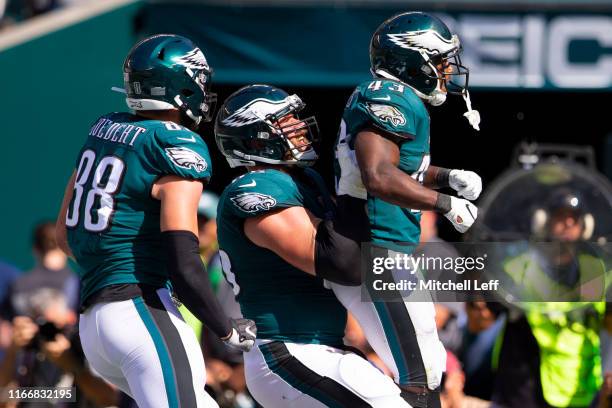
[230, 193, 277, 213]
[174, 48, 209, 70]
[367, 103, 407, 127]
[387, 30, 458, 55]
[222, 98, 291, 128]
[165, 147, 208, 172]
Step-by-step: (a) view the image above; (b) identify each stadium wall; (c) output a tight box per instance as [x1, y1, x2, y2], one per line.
[0, 1, 141, 269]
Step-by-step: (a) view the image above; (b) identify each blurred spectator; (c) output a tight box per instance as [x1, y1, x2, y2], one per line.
[492, 190, 611, 408]
[435, 302, 464, 355]
[2, 222, 79, 320]
[0, 288, 119, 407]
[0, 0, 94, 31]
[441, 350, 492, 408]
[344, 313, 393, 378]
[460, 301, 505, 400]
[0, 259, 21, 361]
[198, 191, 221, 266]
[419, 211, 461, 259]
[594, 372, 612, 408]
[441, 351, 465, 408]
[0, 260, 19, 307]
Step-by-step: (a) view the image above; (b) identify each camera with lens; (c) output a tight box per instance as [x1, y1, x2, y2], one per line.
[26, 317, 64, 350]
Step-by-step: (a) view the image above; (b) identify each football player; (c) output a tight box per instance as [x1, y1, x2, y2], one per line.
[332, 12, 482, 408]
[55, 34, 255, 408]
[215, 84, 410, 407]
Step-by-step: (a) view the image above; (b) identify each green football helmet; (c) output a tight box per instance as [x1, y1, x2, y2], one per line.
[121, 34, 217, 129]
[370, 12, 468, 106]
[215, 84, 319, 168]
[370, 12, 481, 130]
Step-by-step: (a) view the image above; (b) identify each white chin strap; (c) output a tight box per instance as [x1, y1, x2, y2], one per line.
[112, 87, 202, 126]
[373, 69, 480, 131]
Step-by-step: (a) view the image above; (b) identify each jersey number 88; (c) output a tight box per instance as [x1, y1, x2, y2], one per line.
[65, 149, 126, 232]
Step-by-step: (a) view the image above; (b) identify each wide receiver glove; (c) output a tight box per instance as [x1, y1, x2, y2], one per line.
[222, 318, 257, 352]
[449, 170, 482, 201]
[444, 196, 478, 233]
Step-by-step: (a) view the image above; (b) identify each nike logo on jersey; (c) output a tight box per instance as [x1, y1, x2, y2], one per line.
[238, 180, 256, 188]
[372, 95, 391, 101]
[176, 135, 196, 142]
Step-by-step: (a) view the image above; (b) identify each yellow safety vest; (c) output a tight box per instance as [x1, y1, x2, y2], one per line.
[504, 252, 608, 407]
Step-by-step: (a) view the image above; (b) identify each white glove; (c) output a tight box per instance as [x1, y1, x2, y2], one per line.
[444, 196, 478, 233]
[462, 90, 481, 131]
[223, 318, 257, 352]
[449, 170, 482, 201]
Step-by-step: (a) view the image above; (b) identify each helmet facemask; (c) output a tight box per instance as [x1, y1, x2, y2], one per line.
[261, 95, 319, 165]
[176, 67, 217, 129]
[219, 93, 320, 168]
[424, 46, 470, 97]
[418, 45, 480, 130]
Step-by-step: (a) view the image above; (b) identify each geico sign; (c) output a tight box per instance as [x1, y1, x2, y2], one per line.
[439, 14, 612, 89]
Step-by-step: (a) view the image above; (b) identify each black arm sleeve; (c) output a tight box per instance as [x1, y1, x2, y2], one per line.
[161, 230, 232, 339]
[314, 220, 362, 286]
[435, 167, 452, 188]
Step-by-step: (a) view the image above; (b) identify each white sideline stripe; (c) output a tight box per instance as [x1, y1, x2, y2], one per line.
[0, 0, 138, 52]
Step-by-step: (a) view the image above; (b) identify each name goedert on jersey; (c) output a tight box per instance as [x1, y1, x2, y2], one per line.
[89, 117, 146, 146]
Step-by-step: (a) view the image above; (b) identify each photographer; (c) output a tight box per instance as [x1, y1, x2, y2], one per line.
[0, 288, 118, 407]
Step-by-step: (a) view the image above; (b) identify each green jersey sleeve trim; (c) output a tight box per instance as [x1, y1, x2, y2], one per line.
[366, 123, 416, 145]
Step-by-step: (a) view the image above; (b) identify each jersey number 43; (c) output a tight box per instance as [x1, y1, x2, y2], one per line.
[65, 149, 126, 232]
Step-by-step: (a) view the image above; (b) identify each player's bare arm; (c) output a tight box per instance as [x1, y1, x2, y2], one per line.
[243, 198, 361, 285]
[55, 171, 76, 258]
[244, 206, 320, 276]
[152, 175, 202, 234]
[355, 129, 478, 233]
[355, 129, 440, 210]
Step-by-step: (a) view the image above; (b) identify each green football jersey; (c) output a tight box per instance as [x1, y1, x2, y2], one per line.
[335, 78, 431, 244]
[217, 168, 347, 345]
[66, 112, 212, 303]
